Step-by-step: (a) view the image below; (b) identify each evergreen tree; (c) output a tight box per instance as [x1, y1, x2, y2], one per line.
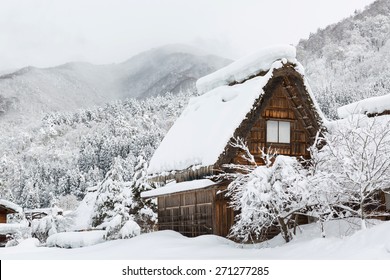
[130, 155, 157, 232]
[91, 158, 134, 240]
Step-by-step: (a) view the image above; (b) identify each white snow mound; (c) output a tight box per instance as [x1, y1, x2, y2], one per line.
[46, 230, 105, 249]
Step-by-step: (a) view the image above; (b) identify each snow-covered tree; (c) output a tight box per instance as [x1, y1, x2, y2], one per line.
[21, 180, 41, 210]
[311, 115, 390, 229]
[129, 155, 157, 233]
[31, 205, 71, 243]
[58, 194, 80, 211]
[222, 138, 312, 243]
[91, 157, 137, 240]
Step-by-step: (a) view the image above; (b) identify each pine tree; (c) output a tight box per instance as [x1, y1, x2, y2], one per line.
[91, 157, 135, 240]
[130, 155, 157, 233]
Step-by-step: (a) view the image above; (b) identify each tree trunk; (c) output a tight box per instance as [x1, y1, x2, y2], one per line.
[277, 216, 291, 243]
[360, 199, 367, 230]
[361, 218, 367, 230]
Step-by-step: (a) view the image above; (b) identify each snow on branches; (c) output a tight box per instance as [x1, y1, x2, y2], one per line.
[311, 115, 390, 229]
[224, 116, 390, 243]
[225, 138, 311, 243]
[91, 156, 156, 239]
[91, 158, 136, 240]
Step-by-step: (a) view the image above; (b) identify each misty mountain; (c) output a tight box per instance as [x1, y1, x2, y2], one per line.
[118, 45, 231, 99]
[297, 0, 390, 119]
[0, 44, 231, 119]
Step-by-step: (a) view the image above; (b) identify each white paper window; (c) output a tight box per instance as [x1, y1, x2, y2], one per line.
[266, 120, 290, 143]
[266, 120, 278, 142]
[278, 121, 291, 143]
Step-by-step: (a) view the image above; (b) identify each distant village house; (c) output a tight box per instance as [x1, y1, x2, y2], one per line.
[0, 199, 24, 246]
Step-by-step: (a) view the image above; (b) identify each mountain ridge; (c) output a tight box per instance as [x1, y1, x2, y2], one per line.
[0, 44, 231, 120]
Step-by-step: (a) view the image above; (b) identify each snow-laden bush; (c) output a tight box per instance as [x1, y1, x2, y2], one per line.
[2, 222, 31, 247]
[31, 207, 72, 243]
[228, 155, 310, 243]
[118, 220, 141, 239]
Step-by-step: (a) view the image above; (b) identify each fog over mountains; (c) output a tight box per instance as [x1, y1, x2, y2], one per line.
[0, 44, 231, 119]
[3, 0, 390, 121]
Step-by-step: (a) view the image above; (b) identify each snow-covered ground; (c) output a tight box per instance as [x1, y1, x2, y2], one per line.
[1, 219, 390, 260]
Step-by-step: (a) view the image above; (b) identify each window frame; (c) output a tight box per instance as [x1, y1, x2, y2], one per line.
[266, 119, 291, 144]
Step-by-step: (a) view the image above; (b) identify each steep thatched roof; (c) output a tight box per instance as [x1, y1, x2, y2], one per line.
[148, 46, 324, 178]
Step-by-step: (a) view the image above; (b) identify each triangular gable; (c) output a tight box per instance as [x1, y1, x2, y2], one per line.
[216, 64, 324, 167]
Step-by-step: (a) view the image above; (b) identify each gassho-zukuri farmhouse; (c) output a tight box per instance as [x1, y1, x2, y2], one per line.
[142, 45, 325, 238]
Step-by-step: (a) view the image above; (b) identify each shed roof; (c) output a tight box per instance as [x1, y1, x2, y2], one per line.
[0, 199, 22, 214]
[338, 94, 390, 118]
[141, 179, 216, 198]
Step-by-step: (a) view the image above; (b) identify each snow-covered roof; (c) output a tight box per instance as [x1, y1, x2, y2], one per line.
[148, 45, 323, 175]
[337, 94, 390, 119]
[141, 179, 216, 198]
[148, 73, 271, 174]
[196, 45, 297, 95]
[0, 199, 22, 214]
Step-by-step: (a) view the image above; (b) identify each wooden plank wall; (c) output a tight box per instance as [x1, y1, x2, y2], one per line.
[214, 189, 235, 237]
[157, 189, 215, 237]
[0, 214, 6, 223]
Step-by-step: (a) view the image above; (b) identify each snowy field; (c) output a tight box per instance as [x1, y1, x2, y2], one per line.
[1, 219, 390, 260]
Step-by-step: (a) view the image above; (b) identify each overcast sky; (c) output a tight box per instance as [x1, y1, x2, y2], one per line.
[0, 0, 377, 71]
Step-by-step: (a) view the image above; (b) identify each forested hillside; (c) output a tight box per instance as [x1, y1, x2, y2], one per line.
[297, 0, 390, 119]
[0, 93, 191, 208]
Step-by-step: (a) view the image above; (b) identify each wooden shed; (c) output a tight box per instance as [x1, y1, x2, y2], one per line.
[0, 199, 23, 246]
[143, 45, 324, 238]
[0, 199, 21, 224]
